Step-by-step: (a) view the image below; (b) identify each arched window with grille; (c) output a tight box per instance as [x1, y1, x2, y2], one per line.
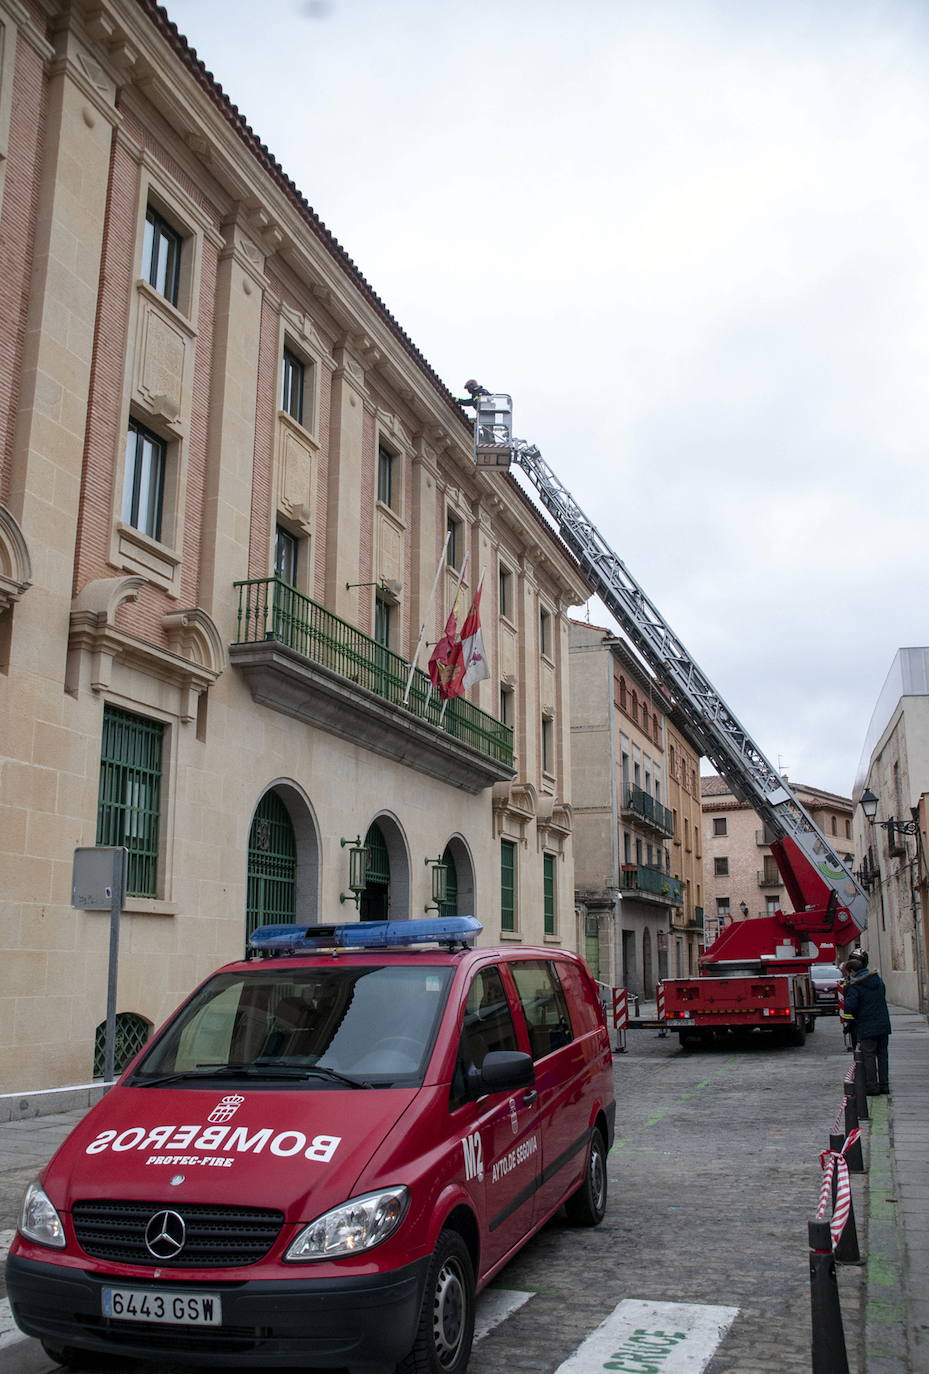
[439, 843, 459, 919]
[93, 1012, 151, 1078]
[246, 791, 297, 942]
[360, 821, 390, 922]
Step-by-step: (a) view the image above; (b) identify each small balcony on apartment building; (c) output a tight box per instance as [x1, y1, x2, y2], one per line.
[619, 863, 684, 905]
[230, 578, 515, 794]
[622, 785, 674, 838]
[672, 903, 703, 931]
[757, 868, 782, 889]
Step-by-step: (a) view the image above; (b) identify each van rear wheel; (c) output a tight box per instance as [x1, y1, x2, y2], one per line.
[398, 1229, 474, 1374]
[564, 1127, 608, 1226]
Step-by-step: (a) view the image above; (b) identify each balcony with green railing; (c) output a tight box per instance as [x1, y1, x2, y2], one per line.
[230, 578, 515, 792]
[619, 863, 684, 905]
[622, 785, 674, 837]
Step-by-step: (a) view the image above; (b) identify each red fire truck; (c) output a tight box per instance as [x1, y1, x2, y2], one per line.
[465, 385, 866, 1047]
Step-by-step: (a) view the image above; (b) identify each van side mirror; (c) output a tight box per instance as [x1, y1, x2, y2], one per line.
[466, 1050, 535, 1099]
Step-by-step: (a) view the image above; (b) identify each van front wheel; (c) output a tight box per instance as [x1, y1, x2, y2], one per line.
[399, 1229, 474, 1374]
[40, 1343, 95, 1370]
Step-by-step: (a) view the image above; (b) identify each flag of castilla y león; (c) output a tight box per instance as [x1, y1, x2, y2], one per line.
[428, 583, 490, 701]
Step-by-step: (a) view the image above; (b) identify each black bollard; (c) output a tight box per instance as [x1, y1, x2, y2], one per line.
[840, 1090, 865, 1173]
[853, 1047, 869, 1122]
[834, 1190, 862, 1265]
[809, 1218, 849, 1374]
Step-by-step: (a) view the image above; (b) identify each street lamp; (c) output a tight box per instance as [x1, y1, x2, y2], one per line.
[859, 788, 919, 838]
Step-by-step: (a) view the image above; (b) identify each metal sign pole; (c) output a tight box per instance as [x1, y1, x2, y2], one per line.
[104, 852, 126, 1082]
[72, 846, 128, 1083]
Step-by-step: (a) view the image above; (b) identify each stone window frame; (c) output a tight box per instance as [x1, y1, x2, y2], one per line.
[498, 559, 515, 624]
[90, 687, 181, 915]
[136, 171, 204, 326]
[376, 437, 398, 514]
[114, 406, 184, 595]
[110, 162, 209, 597]
[278, 310, 323, 445]
[539, 601, 554, 661]
[0, 10, 19, 217]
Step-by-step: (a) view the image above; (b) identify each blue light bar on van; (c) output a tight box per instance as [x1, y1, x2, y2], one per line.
[248, 916, 483, 954]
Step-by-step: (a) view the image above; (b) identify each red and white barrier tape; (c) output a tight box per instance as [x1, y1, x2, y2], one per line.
[596, 984, 629, 1031]
[816, 1129, 861, 1247]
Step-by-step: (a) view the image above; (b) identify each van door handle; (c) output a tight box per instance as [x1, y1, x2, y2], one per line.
[522, 1089, 538, 1105]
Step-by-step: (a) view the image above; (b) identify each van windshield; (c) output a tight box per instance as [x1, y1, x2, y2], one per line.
[131, 964, 454, 1089]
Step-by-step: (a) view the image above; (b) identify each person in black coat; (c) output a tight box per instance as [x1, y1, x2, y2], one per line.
[843, 958, 892, 1094]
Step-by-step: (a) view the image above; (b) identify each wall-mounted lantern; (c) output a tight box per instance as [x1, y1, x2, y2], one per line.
[339, 836, 368, 906]
[424, 855, 449, 912]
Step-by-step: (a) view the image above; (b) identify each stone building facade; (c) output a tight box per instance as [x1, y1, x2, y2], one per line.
[568, 622, 703, 998]
[701, 775, 856, 947]
[853, 647, 929, 1013]
[0, 0, 588, 1094]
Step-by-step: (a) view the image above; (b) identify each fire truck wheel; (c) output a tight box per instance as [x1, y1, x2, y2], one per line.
[398, 1229, 475, 1374]
[787, 1017, 806, 1046]
[805, 1013, 816, 1032]
[40, 1343, 95, 1369]
[565, 1127, 608, 1226]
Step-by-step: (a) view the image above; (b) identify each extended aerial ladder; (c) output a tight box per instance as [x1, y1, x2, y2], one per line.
[461, 384, 866, 962]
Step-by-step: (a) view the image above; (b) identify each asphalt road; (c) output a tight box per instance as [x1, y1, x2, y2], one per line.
[2, 1014, 864, 1373]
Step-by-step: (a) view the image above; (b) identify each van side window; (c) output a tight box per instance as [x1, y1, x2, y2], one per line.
[510, 960, 574, 1061]
[553, 960, 601, 1034]
[451, 966, 518, 1107]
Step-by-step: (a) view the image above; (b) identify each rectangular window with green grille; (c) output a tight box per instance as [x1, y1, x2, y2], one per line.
[543, 851, 556, 936]
[500, 838, 516, 933]
[97, 706, 164, 898]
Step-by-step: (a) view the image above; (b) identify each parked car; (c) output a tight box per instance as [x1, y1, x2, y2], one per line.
[810, 963, 844, 1012]
[7, 917, 615, 1373]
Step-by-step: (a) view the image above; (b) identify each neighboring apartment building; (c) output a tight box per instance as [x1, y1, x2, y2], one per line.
[853, 647, 929, 1013]
[0, 0, 589, 1093]
[665, 713, 704, 975]
[569, 623, 703, 998]
[701, 775, 856, 947]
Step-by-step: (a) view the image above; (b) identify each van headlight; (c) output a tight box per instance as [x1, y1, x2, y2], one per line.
[19, 1181, 66, 1249]
[285, 1186, 408, 1261]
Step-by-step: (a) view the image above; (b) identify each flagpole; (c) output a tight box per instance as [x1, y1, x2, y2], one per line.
[403, 530, 451, 705]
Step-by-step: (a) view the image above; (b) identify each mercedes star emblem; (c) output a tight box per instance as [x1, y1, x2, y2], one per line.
[144, 1209, 187, 1260]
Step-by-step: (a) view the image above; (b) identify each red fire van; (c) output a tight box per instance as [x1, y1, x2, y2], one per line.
[7, 917, 615, 1373]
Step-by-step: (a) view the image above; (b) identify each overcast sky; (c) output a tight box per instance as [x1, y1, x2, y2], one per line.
[165, 0, 929, 798]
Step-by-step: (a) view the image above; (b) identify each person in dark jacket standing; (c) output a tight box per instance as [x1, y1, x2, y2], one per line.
[843, 957, 892, 1094]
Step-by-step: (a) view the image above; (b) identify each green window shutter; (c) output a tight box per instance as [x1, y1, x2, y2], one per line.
[363, 823, 391, 885]
[246, 791, 297, 942]
[500, 839, 516, 933]
[439, 844, 458, 919]
[543, 852, 556, 936]
[96, 706, 163, 898]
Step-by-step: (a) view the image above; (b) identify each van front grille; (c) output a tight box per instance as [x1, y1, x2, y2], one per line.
[72, 1199, 284, 1267]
